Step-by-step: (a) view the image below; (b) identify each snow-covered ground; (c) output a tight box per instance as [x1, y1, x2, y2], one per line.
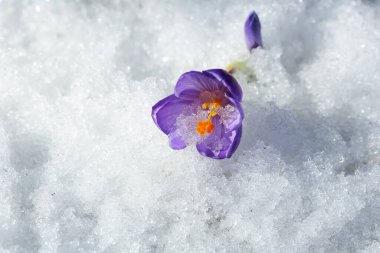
[0, 0, 380, 252]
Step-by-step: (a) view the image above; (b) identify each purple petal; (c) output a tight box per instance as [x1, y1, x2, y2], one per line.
[196, 118, 243, 159]
[152, 94, 192, 135]
[169, 133, 187, 150]
[174, 71, 224, 101]
[244, 11, 262, 51]
[223, 96, 244, 132]
[203, 69, 243, 102]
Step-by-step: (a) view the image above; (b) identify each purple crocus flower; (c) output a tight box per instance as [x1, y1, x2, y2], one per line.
[244, 11, 262, 51]
[152, 69, 244, 159]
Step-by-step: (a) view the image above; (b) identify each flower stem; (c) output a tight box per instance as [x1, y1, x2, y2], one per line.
[226, 60, 256, 82]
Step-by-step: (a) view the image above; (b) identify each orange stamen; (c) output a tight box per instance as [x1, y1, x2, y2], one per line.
[196, 98, 222, 135]
[196, 120, 215, 135]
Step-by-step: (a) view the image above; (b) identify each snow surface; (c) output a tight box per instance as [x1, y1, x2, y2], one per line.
[1, 0, 380, 252]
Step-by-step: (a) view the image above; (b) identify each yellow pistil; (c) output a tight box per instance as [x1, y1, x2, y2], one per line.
[196, 99, 222, 135]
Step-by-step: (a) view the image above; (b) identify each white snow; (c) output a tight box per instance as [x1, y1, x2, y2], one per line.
[0, 0, 380, 252]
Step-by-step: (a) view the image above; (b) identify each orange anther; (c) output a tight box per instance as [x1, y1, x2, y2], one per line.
[206, 124, 214, 133]
[196, 98, 222, 135]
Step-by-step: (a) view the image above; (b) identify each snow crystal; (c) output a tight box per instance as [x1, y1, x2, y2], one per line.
[174, 107, 208, 145]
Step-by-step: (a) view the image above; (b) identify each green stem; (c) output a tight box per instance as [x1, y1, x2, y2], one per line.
[226, 60, 256, 81]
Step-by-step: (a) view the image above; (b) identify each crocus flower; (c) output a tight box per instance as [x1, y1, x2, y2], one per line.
[152, 69, 244, 159]
[244, 11, 262, 51]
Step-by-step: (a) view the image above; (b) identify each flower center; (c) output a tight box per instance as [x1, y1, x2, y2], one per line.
[196, 99, 222, 135]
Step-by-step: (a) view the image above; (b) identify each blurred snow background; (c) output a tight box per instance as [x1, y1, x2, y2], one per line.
[0, 0, 380, 252]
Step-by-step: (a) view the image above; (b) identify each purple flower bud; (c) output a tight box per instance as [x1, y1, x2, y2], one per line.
[244, 11, 262, 51]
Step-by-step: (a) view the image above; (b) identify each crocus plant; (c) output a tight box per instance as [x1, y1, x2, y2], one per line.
[152, 70, 244, 159]
[152, 11, 262, 159]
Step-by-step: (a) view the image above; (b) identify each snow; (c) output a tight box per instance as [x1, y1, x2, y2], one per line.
[0, 0, 380, 252]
